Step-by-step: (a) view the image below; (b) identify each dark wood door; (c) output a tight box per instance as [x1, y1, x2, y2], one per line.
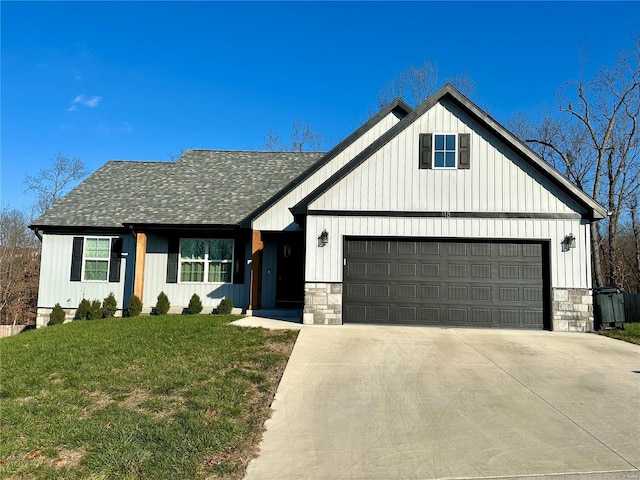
[276, 233, 304, 307]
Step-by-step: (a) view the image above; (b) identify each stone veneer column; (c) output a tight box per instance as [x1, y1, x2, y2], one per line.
[552, 288, 593, 332]
[303, 283, 342, 325]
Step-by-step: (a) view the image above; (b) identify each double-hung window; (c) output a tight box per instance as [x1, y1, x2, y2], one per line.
[179, 239, 233, 283]
[70, 236, 122, 283]
[84, 237, 111, 281]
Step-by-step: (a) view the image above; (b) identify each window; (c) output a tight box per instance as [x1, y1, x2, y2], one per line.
[179, 239, 233, 283]
[71, 236, 122, 283]
[83, 237, 111, 281]
[433, 134, 456, 168]
[418, 133, 470, 170]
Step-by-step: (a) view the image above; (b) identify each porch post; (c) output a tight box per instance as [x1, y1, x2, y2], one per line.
[249, 230, 263, 310]
[133, 232, 147, 302]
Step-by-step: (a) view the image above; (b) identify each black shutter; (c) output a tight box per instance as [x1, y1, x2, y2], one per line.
[419, 133, 432, 169]
[166, 236, 179, 283]
[70, 237, 84, 281]
[458, 133, 471, 169]
[109, 238, 123, 282]
[233, 238, 245, 284]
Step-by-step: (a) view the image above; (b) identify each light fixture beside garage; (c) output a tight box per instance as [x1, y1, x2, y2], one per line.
[318, 229, 329, 247]
[563, 233, 576, 251]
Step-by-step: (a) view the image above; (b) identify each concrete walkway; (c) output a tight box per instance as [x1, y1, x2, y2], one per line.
[242, 324, 640, 480]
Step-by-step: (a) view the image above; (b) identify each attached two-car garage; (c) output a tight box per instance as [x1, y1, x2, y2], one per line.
[343, 238, 549, 329]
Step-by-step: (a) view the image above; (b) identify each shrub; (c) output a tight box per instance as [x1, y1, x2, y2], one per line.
[187, 294, 202, 315]
[88, 300, 104, 320]
[76, 299, 91, 320]
[155, 291, 170, 316]
[127, 295, 143, 317]
[103, 292, 118, 318]
[217, 297, 233, 315]
[49, 303, 66, 325]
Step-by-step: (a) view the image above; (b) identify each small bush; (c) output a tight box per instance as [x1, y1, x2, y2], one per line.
[217, 297, 233, 315]
[88, 300, 104, 320]
[127, 295, 143, 317]
[103, 292, 118, 318]
[155, 291, 170, 316]
[187, 294, 202, 314]
[49, 303, 66, 325]
[76, 299, 91, 320]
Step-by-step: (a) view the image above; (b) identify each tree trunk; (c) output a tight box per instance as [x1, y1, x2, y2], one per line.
[590, 222, 604, 287]
[632, 203, 640, 291]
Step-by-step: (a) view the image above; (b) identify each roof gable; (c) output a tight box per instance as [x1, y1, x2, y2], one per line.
[292, 85, 607, 220]
[243, 98, 412, 228]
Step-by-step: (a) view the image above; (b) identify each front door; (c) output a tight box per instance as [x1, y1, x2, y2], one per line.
[276, 233, 304, 307]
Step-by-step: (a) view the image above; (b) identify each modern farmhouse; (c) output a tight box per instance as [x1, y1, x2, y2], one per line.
[30, 85, 606, 331]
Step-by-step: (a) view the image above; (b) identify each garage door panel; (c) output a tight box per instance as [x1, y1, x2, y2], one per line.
[370, 305, 390, 321]
[344, 239, 546, 329]
[370, 284, 390, 298]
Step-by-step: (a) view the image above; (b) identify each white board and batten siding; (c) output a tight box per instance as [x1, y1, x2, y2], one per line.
[252, 111, 402, 232]
[142, 234, 250, 311]
[304, 98, 594, 290]
[37, 233, 134, 310]
[306, 216, 592, 289]
[310, 100, 587, 216]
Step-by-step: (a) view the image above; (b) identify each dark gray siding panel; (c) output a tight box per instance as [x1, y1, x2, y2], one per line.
[343, 238, 547, 329]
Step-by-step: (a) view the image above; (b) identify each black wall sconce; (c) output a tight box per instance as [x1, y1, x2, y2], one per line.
[318, 229, 329, 247]
[562, 233, 576, 252]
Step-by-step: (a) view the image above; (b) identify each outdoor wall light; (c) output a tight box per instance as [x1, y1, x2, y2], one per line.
[564, 233, 576, 251]
[318, 229, 329, 247]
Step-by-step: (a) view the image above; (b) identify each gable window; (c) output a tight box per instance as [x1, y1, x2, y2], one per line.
[179, 239, 233, 283]
[419, 133, 471, 170]
[434, 134, 456, 168]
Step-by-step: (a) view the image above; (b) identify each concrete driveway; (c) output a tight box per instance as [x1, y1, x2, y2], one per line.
[244, 325, 640, 480]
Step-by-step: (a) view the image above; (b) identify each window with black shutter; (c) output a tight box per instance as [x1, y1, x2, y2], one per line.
[419, 133, 471, 170]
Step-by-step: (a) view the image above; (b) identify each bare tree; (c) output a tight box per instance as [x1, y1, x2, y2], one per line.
[630, 197, 640, 291]
[522, 40, 640, 287]
[263, 122, 322, 152]
[445, 72, 477, 99]
[167, 149, 186, 162]
[24, 152, 87, 214]
[0, 209, 40, 325]
[290, 121, 322, 152]
[264, 129, 283, 151]
[378, 61, 439, 108]
[377, 61, 476, 108]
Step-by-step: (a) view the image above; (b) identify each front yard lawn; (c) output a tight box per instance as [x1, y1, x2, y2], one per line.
[598, 322, 640, 345]
[0, 315, 297, 479]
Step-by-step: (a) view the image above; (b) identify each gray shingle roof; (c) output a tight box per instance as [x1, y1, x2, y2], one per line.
[32, 150, 325, 228]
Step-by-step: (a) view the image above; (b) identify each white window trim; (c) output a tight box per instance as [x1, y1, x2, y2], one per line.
[432, 132, 457, 169]
[178, 238, 234, 284]
[82, 236, 113, 282]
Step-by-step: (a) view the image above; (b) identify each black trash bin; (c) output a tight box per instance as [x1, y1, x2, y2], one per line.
[593, 286, 625, 330]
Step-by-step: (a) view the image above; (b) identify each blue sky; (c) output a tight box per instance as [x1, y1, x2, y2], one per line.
[2, 1, 638, 214]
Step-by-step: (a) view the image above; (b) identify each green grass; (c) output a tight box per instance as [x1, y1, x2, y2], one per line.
[598, 322, 640, 345]
[0, 315, 298, 479]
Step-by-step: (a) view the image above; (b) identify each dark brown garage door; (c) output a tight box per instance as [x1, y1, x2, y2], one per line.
[343, 239, 548, 329]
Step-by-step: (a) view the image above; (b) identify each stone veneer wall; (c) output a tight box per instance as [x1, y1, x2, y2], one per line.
[303, 283, 342, 325]
[552, 288, 593, 332]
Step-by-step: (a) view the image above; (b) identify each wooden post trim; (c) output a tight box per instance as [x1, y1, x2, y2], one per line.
[133, 233, 147, 302]
[249, 230, 263, 310]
